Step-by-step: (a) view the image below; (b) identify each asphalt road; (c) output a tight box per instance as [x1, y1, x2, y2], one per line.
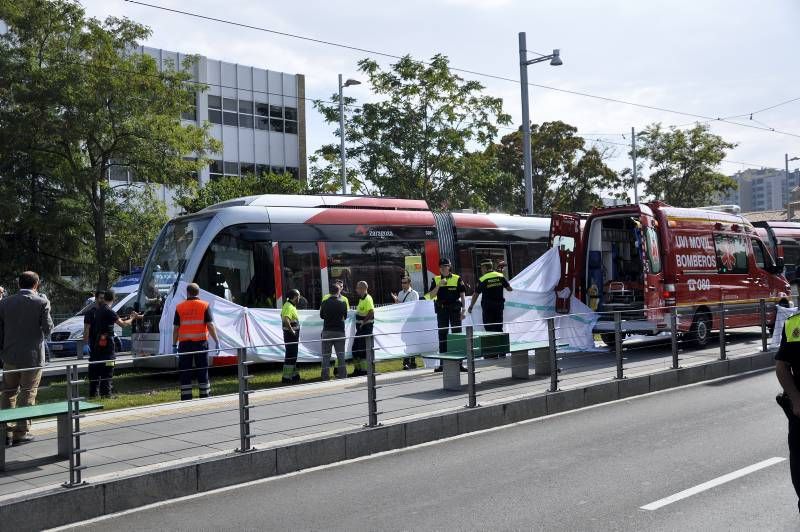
[61, 366, 799, 531]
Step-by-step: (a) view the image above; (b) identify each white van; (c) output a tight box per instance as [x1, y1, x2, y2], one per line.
[47, 291, 138, 358]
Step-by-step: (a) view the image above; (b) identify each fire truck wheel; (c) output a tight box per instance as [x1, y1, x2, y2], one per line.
[690, 311, 711, 347]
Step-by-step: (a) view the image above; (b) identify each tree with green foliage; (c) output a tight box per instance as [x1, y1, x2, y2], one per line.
[0, 0, 219, 289]
[311, 54, 511, 208]
[625, 123, 737, 207]
[107, 185, 169, 273]
[490, 121, 620, 214]
[175, 172, 307, 214]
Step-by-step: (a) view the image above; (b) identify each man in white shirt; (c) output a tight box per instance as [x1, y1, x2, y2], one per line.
[392, 277, 420, 370]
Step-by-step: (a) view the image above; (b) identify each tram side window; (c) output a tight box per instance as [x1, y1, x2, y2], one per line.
[510, 242, 548, 278]
[195, 225, 275, 308]
[281, 242, 321, 309]
[777, 237, 800, 279]
[457, 245, 475, 293]
[326, 242, 378, 306]
[377, 243, 426, 303]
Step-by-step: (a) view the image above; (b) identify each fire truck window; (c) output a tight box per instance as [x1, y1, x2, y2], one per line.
[752, 239, 766, 269]
[644, 227, 662, 274]
[553, 235, 575, 252]
[326, 241, 379, 306]
[281, 242, 321, 309]
[714, 234, 749, 274]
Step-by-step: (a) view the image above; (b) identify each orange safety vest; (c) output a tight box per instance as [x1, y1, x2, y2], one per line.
[176, 298, 210, 342]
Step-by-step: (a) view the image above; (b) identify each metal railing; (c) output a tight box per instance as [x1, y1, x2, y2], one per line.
[0, 297, 785, 491]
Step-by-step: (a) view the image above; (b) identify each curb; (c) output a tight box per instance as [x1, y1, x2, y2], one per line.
[0, 350, 776, 531]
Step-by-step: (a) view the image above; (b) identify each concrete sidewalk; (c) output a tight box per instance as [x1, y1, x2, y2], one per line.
[0, 329, 767, 499]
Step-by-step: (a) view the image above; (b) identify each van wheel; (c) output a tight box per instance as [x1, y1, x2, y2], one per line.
[600, 333, 616, 348]
[690, 312, 712, 347]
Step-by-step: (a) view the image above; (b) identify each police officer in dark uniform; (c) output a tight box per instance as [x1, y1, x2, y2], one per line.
[89, 290, 139, 398]
[426, 258, 466, 373]
[468, 260, 513, 333]
[776, 311, 800, 513]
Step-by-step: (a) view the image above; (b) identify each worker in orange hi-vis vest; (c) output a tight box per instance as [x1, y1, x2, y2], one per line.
[173, 283, 220, 401]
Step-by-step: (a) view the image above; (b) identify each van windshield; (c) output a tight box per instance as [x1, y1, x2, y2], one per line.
[76, 291, 132, 316]
[136, 216, 212, 316]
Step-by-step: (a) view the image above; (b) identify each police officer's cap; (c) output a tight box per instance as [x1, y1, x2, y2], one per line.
[439, 258, 452, 267]
[480, 260, 493, 268]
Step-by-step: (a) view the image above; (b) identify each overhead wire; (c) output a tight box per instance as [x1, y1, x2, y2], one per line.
[123, 0, 800, 140]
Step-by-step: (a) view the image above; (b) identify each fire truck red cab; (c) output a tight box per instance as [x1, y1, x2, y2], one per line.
[550, 202, 791, 346]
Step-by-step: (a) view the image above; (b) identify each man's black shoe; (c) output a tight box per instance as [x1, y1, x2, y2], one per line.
[460, 365, 468, 373]
[434, 366, 443, 373]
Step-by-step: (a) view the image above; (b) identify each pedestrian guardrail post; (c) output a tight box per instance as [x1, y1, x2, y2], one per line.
[63, 364, 85, 488]
[465, 325, 478, 408]
[759, 298, 768, 352]
[670, 306, 680, 369]
[235, 347, 253, 453]
[365, 334, 380, 427]
[547, 317, 559, 392]
[614, 312, 624, 380]
[719, 302, 727, 361]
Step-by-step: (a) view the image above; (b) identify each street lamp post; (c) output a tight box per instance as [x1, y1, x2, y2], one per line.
[518, 32, 562, 215]
[338, 74, 361, 195]
[787, 154, 800, 218]
[786, 153, 799, 185]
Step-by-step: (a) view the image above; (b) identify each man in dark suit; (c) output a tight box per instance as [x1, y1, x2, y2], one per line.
[0, 271, 54, 445]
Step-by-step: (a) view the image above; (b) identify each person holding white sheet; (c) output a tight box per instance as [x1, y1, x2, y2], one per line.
[392, 276, 419, 370]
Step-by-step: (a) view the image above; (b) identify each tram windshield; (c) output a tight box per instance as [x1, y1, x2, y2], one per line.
[136, 216, 212, 316]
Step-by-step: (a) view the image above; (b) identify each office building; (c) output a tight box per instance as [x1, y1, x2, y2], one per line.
[718, 167, 800, 212]
[111, 46, 307, 214]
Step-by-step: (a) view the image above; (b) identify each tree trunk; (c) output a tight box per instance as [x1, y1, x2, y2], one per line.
[29, 169, 41, 274]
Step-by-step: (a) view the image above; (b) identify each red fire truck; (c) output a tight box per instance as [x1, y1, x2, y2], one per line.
[753, 220, 800, 288]
[550, 202, 791, 346]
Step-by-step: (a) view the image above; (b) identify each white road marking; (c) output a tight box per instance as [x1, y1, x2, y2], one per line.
[640, 457, 786, 511]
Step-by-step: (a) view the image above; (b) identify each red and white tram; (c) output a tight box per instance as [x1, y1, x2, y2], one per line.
[131, 194, 551, 359]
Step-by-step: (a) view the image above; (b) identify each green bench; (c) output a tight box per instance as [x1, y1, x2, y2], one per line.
[0, 401, 102, 471]
[423, 332, 566, 390]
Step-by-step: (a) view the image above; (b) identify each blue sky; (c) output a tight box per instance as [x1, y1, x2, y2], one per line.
[81, 0, 800, 200]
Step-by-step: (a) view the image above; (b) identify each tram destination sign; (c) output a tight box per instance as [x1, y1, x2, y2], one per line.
[352, 225, 435, 240]
[270, 223, 436, 242]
